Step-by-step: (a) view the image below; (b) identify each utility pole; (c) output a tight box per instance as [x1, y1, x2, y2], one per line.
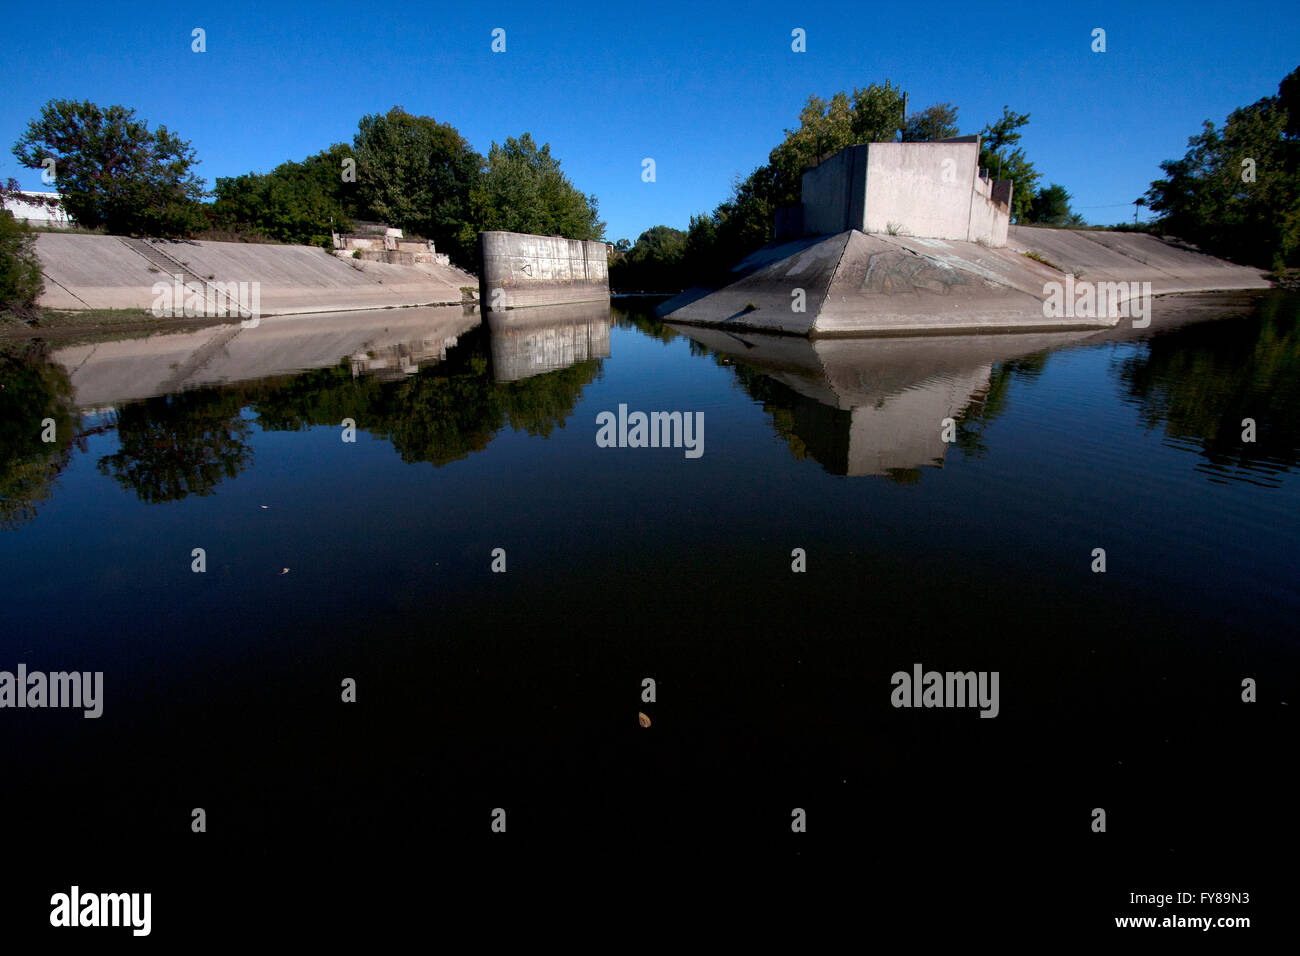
[901, 91, 908, 141]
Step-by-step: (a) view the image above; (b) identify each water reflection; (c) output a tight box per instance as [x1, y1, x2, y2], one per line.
[252, 322, 600, 468]
[51, 305, 483, 407]
[0, 343, 80, 528]
[97, 390, 253, 504]
[1115, 293, 1300, 486]
[488, 302, 612, 382]
[671, 325, 1081, 478]
[1, 306, 610, 513]
[3, 294, 1296, 523]
[667, 292, 1299, 484]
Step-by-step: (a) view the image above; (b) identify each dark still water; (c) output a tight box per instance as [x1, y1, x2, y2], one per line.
[2, 294, 1297, 932]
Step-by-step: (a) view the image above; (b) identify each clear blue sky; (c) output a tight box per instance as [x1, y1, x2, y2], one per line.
[3, 0, 1296, 241]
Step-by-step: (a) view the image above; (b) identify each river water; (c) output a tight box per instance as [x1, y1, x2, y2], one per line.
[2, 293, 1296, 927]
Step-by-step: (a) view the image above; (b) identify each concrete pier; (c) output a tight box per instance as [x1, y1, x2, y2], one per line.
[478, 231, 609, 311]
[661, 136, 1269, 337]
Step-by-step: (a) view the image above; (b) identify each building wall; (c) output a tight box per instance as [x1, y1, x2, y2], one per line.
[801, 146, 868, 236]
[2, 191, 72, 228]
[479, 231, 609, 310]
[859, 142, 978, 240]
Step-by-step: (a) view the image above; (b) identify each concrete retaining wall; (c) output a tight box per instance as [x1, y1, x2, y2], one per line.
[478, 231, 609, 311]
[801, 146, 869, 236]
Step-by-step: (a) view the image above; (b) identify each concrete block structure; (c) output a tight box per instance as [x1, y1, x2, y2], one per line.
[333, 225, 451, 266]
[478, 231, 609, 311]
[801, 137, 1012, 247]
[659, 137, 1270, 337]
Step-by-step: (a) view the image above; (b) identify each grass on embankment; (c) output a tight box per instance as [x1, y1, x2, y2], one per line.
[0, 307, 240, 345]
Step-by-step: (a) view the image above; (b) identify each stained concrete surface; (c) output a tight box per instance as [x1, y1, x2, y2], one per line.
[35, 234, 476, 315]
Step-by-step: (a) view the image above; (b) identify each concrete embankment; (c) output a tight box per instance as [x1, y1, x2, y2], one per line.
[659, 226, 1271, 337]
[34, 233, 477, 315]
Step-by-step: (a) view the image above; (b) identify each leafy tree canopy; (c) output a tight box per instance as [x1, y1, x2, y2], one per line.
[1025, 183, 1083, 226]
[352, 106, 485, 263]
[211, 144, 359, 245]
[12, 99, 205, 236]
[473, 133, 604, 242]
[1144, 65, 1300, 269]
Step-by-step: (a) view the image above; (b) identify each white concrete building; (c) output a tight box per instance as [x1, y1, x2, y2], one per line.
[2, 190, 73, 229]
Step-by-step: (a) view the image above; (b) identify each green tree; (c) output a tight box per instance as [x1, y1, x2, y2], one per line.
[904, 103, 961, 142]
[352, 107, 485, 264]
[211, 144, 359, 245]
[978, 106, 1039, 222]
[609, 225, 687, 292]
[12, 100, 206, 236]
[473, 133, 604, 241]
[1026, 183, 1077, 225]
[0, 183, 44, 319]
[1144, 65, 1300, 269]
[766, 82, 907, 209]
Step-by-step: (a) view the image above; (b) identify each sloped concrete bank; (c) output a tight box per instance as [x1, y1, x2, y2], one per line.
[658, 226, 1271, 337]
[34, 233, 477, 315]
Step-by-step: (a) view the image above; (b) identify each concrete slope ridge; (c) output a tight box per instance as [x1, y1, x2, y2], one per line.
[34, 233, 477, 315]
[1008, 226, 1271, 291]
[660, 228, 1270, 337]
